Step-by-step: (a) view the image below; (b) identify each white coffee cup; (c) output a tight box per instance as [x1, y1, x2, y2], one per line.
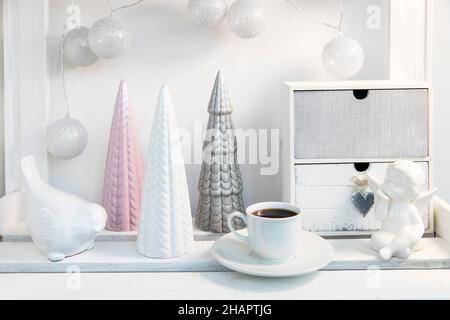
[227, 202, 302, 262]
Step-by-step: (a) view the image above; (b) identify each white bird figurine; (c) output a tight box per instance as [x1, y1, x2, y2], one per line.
[21, 155, 107, 261]
[366, 161, 437, 260]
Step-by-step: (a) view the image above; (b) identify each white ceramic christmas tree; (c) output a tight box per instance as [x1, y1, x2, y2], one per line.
[137, 85, 193, 258]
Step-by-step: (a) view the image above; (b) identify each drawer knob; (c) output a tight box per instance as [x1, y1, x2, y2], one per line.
[353, 89, 369, 100]
[354, 162, 370, 172]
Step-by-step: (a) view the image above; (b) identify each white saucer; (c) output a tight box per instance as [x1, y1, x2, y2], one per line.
[212, 231, 334, 277]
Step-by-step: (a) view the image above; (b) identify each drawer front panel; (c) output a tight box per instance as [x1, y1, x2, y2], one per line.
[300, 208, 381, 232]
[295, 162, 430, 233]
[293, 89, 429, 159]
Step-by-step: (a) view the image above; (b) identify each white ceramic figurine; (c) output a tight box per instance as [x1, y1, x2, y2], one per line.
[21, 155, 107, 261]
[367, 161, 437, 260]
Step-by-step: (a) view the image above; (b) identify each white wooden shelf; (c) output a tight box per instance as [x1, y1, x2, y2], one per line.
[0, 220, 223, 242]
[1, 197, 450, 273]
[0, 238, 448, 273]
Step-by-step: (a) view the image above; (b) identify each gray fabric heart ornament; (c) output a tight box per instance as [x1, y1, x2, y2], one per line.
[351, 174, 375, 217]
[351, 191, 374, 217]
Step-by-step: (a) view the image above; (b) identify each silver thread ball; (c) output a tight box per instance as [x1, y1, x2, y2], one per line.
[187, 0, 227, 28]
[47, 117, 88, 159]
[322, 35, 365, 79]
[64, 26, 99, 66]
[88, 17, 131, 59]
[227, 0, 266, 39]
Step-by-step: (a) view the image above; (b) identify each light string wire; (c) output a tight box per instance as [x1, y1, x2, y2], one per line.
[105, 0, 345, 31]
[60, 0, 76, 118]
[107, 0, 145, 15]
[60, 26, 70, 117]
[60, 0, 344, 117]
[285, 0, 344, 34]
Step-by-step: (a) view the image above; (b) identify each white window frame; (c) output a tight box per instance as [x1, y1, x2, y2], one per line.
[3, 0, 49, 194]
[389, 0, 433, 81]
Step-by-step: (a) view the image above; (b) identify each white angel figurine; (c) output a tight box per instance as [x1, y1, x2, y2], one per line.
[367, 161, 438, 260]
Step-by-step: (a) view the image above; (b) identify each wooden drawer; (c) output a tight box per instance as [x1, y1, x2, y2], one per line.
[294, 162, 430, 233]
[293, 89, 429, 159]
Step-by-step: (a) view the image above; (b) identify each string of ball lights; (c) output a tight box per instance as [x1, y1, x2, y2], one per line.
[47, 2, 89, 160]
[64, 0, 364, 77]
[50, 0, 365, 161]
[188, 0, 364, 78]
[47, 0, 137, 160]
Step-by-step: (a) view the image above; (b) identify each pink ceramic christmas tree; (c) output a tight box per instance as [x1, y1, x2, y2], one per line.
[102, 80, 144, 231]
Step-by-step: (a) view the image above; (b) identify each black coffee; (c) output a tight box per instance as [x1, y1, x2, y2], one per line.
[252, 208, 298, 219]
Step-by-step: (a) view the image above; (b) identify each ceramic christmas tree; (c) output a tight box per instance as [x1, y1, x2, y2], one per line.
[102, 80, 144, 231]
[195, 71, 245, 233]
[137, 85, 193, 258]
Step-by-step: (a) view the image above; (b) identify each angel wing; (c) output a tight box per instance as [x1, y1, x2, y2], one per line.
[366, 173, 390, 220]
[415, 188, 438, 213]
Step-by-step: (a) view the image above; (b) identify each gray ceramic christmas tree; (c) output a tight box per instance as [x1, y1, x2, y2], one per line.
[196, 71, 245, 233]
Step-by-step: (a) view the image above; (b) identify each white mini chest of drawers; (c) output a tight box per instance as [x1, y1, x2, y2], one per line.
[281, 81, 433, 236]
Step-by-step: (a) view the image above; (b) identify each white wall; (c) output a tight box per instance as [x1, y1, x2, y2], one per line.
[433, 0, 450, 202]
[48, 0, 389, 211]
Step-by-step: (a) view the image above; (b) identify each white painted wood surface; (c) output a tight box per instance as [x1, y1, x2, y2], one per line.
[0, 219, 222, 242]
[295, 162, 428, 186]
[0, 191, 221, 242]
[2, 270, 450, 300]
[389, 0, 434, 82]
[2, 0, 49, 193]
[434, 196, 450, 244]
[299, 208, 380, 233]
[2, 192, 448, 272]
[283, 81, 431, 90]
[389, 0, 428, 81]
[293, 157, 431, 164]
[0, 191, 22, 235]
[0, 237, 448, 273]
